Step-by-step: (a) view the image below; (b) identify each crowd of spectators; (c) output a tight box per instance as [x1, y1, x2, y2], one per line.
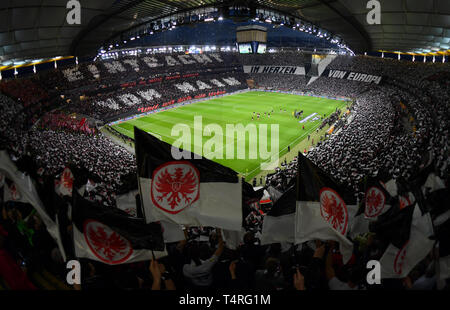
[27, 130, 136, 205]
[0, 51, 448, 290]
[261, 54, 449, 193]
[66, 71, 248, 122]
[37, 52, 242, 94]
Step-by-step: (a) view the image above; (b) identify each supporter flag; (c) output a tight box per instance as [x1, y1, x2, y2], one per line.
[392, 177, 417, 212]
[55, 167, 74, 197]
[420, 172, 446, 197]
[221, 228, 246, 250]
[261, 184, 296, 245]
[0, 151, 67, 261]
[115, 189, 139, 217]
[160, 220, 186, 244]
[72, 192, 166, 265]
[350, 176, 395, 238]
[364, 176, 394, 218]
[295, 153, 358, 264]
[373, 202, 434, 279]
[434, 212, 450, 283]
[266, 185, 284, 204]
[135, 127, 242, 231]
[4, 181, 28, 203]
[85, 179, 97, 193]
[428, 185, 450, 283]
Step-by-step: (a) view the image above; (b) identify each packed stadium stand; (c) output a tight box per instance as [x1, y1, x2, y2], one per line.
[0, 0, 449, 295]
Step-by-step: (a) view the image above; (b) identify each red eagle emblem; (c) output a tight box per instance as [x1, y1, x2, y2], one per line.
[394, 241, 409, 275]
[61, 168, 74, 195]
[10, 183, 21, 201]
[399, 195, 411, 210]
[151, 161, 200, 214]
[319, 188, 348, 235]
[365, 186, 386, 218]
[84, 220, 133, 264]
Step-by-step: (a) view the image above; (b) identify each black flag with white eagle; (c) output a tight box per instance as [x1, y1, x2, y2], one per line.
[72, 191, 166, 265]
[134, 127, 242, 231]
[295, 153, 358, 264]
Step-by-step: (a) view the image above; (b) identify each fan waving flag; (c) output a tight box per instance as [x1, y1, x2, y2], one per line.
[295, 153, 358, 264]
[72, 192, 166, 265]
[135, 127, 242, 231]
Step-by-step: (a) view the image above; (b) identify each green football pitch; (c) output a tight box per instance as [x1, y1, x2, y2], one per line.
[112, 91, 347, 180]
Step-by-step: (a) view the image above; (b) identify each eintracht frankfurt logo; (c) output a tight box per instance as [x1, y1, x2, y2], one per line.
[10, 184, 21, 201]
[151, 161, 200, 214]
[84, 220, 133, 264]
[399, 195, 411, 210]
[394, 241, 409, 275]
[319, 188, 349, 235]
[365, 186, 386, 218]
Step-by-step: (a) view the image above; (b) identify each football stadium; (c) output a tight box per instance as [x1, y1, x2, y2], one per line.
[112, 91, 349, 180]
[0, 0, 449, 298]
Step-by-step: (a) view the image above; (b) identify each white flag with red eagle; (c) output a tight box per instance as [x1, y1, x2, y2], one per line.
[115, 190, 139, 217]
[4, 181, 27, 203]
[72, 192, 167, 265]
[350, 176, 396, 238]
[135, 127, 242, 231]
[295, 153, 358, 264]
[55, 167, 74, 197]
[0, 151, 67, 261]
[374, 203, 434, 279]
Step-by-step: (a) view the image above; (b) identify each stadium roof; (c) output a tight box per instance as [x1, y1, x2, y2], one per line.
[0, 0, 449, 66]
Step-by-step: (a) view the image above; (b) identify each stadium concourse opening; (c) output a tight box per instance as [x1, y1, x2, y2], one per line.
[0, 0, 448, 298]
